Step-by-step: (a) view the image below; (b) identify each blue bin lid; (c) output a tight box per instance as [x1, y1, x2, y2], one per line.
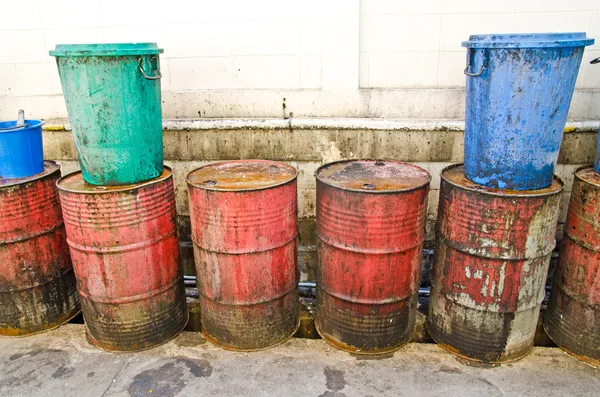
[0, 119, 43, 132]
[462, 32, 594, 48]
[50, 43, 163, 57]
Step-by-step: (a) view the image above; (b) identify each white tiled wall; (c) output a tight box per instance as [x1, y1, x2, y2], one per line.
[360, 0, 600, 88]
[0, 0, 599, 119]
[0, 0, 324, 98]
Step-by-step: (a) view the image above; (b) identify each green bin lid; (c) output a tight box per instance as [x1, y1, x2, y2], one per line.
[50, 42, 163, 57]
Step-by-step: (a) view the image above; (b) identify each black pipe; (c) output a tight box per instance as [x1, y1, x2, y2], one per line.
[183, 278, 552, 301]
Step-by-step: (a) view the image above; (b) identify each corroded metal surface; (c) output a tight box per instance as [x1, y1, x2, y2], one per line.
[187, 160, 299, 350]
[186, 160, 296, 190]
[544, 166, 600, 366]
[315, 160, 431, 354]
[427, 164, 563, 364]
[0, 161, 79, 336]
[57, 167, 187, 351]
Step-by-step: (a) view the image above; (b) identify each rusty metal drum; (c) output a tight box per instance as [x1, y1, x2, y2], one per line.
[0, 161, 79, 336]
[187, 160, 299, 350]
[544, 166, 600, 366]
[57, 167, 187, 351]
[428, 164, 563, 364]
[315, 160, 431, 354]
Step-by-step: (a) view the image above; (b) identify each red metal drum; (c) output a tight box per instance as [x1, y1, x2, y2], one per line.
[544, 166, 600, 366]
[315, 160, 431, 354]
[428, 164, 563, 364]
[0, 161, 79, 336]
[57, 167, 187, 351]
[187, 160, 299, 351]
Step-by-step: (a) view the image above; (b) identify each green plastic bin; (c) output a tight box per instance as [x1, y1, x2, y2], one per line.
[50, 43, 164, 185]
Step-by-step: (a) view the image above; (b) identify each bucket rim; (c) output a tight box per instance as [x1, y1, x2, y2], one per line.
[0, 161, 59, 188]
[0, 119, 44, 132]
[462, 32, 594, 48]
[50, 42, 164, 57]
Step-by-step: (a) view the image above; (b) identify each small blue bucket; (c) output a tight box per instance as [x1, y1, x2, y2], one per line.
[463, 32, 594, 190]
[0, 119, 44, 179]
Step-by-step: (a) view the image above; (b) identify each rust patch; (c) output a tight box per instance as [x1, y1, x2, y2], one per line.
[316, 159, 431, 192]
[187, 160, 297, 191]
[575, 166, 600, 188]
[561, 348, 600, 368]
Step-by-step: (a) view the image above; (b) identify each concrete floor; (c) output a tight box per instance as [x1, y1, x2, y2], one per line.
[0, 324, 598, 397]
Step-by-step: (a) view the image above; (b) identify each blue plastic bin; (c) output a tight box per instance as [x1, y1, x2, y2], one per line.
[463, 33, 594, 190]
[0, 119, 44, 179]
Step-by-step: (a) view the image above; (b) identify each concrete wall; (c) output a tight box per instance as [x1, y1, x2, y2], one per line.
[44, 118, 600, 281]
[1, 0, 600, 120]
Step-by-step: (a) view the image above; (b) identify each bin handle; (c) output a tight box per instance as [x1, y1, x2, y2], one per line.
[591, 57, 600, 65]
[464, 49, 488, 77]
[138, 56, 162, 80]
[0, 123, 28, 131]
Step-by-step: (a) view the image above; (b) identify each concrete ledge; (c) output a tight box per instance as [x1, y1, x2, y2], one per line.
[0, 324, 597, 397]
[43, 118, 600, 132]
[43, 121, 598, 164]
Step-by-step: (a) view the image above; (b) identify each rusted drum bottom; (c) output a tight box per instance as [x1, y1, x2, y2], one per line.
[560, 347, 600, 368]
[82, 279, 188, 352]
[427, 293, 538, 364]
[0, 228, 80, 336]
[545, 295, 600, 367]
[544, 241, 600, 367]
[0, 269, 80, 337]
[200, 289, 299, 352]
[543, 167, 600, 367]
[315, 238, 423, 355]
[316, 286, 417, 355]
[427, 232, 552, 364]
